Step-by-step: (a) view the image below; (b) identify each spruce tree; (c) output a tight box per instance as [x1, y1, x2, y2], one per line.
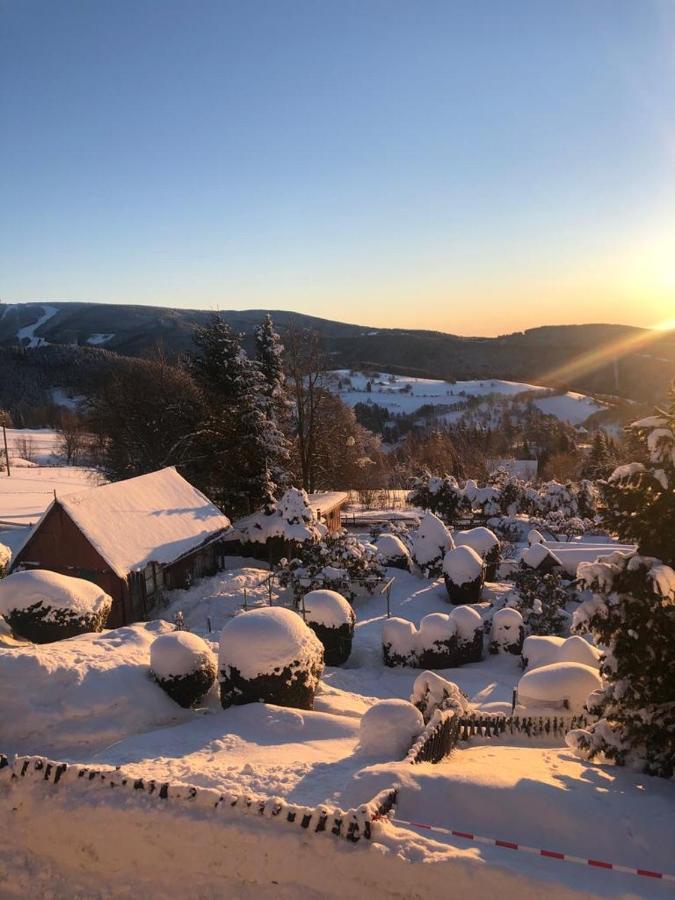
[568, 383, 675, 776]
[192, 316, 290, 515]
[600, 385, 675, 565]
[255, 314, 285, 406]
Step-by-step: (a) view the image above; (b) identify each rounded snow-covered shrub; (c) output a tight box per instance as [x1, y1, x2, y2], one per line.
[382, 617, 418, 667]
[303, 589, 355, 666]
[218, 607, 324, 710]
[442, 545, 484, 605]
[359, 698, 424, 759]
[416, 613, 458, 669]
[375, 533, 411, 571]
[412, 511, 453, 578]
[517, 662, 602, 714]
[490, 607, 524, 655]
[520, 543, 562, 574]
[557, 635, 601, 669]
[411, 670, 470, 721]
[454, 527, 501, 581]
[521, 634, 566, 669]
[450, 604, 484, 664]
[150, 631, 216, 708]
[0, 569, 112, 643]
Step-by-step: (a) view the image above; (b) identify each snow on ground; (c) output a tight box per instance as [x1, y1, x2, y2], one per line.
[533, 392, 606, 426]
[2, 427, 63, 465]
[330, 370, 607, 426]
[0, 465, 101, 526]
[2, 536, 673, 896]
[92, 703, 364, 806]
[15, 303, 57, 348]
[86, 332, 114, 345]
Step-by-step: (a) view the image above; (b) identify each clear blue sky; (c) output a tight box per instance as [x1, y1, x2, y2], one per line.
[1, 0, 674, 334]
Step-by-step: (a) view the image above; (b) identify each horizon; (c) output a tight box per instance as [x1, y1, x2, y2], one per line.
[3, 298, 674, 339]
[2, 1, 675, 336]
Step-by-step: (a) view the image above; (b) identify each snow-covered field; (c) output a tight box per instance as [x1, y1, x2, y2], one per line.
[330, 370, 607, 426]
[2, 542, 672, 897]
[0, 465, 101, 527]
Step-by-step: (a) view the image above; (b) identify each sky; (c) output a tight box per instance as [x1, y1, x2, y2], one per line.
[1, 0, 674, 336]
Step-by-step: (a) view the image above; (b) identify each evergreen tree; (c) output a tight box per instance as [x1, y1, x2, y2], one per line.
[255, 314, 285, 406]
[192, 316, 290, 516]
[582, 431, 612, 479]
[568, 383, 675, 777]
[600, 384, 675, 565]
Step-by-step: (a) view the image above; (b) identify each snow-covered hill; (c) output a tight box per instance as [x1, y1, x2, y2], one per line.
[330, 370, 607, 426]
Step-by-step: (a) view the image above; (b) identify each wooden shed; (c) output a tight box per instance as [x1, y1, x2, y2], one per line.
[10, 467, 231, 627]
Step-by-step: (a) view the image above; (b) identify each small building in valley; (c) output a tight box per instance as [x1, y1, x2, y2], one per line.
[10, 467, 231, 627]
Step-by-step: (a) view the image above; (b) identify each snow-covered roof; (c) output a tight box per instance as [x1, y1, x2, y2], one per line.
[306, 492, 350, 515]
[50, 467, 231, 578]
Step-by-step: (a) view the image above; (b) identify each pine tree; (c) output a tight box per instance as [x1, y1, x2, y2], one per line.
[582, 431, 612, 479]
[255, 314, 285, 406]
[192, 316, 290, 515]
[568, 383, 675, 777]
[600, 384, 675, 566]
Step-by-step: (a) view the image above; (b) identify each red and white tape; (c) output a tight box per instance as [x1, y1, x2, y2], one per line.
[384, 816, 675, 883]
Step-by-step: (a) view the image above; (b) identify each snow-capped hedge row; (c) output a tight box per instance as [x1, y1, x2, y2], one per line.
[382, 606, 483, 669]
[408, 469, 599, 534]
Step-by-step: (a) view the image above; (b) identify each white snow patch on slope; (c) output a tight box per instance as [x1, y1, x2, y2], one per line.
[86, 333, 114, 345]
[16, 304, 57, 348]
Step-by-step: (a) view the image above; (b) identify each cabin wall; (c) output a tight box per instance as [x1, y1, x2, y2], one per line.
[11, 504, 129, 627]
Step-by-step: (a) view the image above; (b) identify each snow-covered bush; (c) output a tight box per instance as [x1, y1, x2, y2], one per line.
[276, 531, 384, 602]
[383, 607, 483, 668]
[453, 527, 501, 581]
[359, 698, 424, 759]
[0, 543, 10, 577]
[442, 545, 484, 605]
[0, 569, 112, 643]
[464, 479, 501, 519]
[218, 607, 324, 710]
[303, 589, 355, 666]
[520, 634, 565, 669]
[517, 661, 602, 714]
[507, 565, 570, 636]
[410, 670, 470, 722]
[568, 552, 675, 777]
[375, 533, 411, 571]
[408, 472, 469, 525]
[521, 634, 600, 670]
[450, 604, 484, 665]
[489, 607, 524, 655]
[411, 511, 453, 578]
[239, 487, 326, 547]
[150, 631, 217, 708]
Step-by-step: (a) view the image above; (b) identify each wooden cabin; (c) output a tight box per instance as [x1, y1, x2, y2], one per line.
[10, 467, 231, 627]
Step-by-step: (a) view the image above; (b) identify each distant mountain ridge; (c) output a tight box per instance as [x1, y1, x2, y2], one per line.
[1, 301, 673, 403]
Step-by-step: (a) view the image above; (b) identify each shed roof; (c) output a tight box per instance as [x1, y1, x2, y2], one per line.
[47, 467, 230, 578]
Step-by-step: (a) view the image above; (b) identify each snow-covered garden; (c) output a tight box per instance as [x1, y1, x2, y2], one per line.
[1, 395, 674, 898]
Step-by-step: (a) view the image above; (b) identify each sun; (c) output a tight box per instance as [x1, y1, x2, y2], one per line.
[653, 317, 675, 332]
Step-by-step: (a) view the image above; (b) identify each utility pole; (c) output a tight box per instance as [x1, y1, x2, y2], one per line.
[2, 425, 9, 477]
